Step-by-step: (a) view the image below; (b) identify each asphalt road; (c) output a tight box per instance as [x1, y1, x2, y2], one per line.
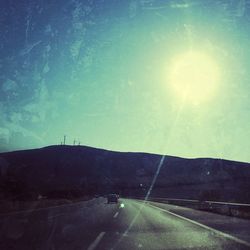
[1, 198, 250, 250]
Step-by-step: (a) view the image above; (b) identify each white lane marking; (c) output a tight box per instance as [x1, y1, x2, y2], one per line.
[87, 232, 106, 250]
[147, 203, 250, 248]
[113, 212, 119, 218]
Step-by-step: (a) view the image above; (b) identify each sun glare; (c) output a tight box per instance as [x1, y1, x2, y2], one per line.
[169, 51, 220, 104]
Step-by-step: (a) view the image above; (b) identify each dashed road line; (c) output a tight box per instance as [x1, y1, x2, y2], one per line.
[147, 203, 250, 248]
[87, 232, 106, 250]
[113, 212, 119, 218]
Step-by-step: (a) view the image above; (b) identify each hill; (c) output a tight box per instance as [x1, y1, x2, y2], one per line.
[0, 145, 250, 202]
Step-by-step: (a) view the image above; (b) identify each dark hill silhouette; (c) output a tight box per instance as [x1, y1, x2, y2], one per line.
[0, 145, 250, 202]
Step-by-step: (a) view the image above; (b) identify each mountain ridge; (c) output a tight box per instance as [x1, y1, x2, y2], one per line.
[1, 144, 249, 164]
[0, 145, 250, 203]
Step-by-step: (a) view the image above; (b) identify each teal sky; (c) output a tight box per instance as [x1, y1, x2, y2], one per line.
[0, 0, 250, 162]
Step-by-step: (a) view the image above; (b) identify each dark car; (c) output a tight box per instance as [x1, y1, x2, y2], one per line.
[107, 194, 119, 204]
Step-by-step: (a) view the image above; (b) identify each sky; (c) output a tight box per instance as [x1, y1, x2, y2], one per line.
[0, 0, 250, 163]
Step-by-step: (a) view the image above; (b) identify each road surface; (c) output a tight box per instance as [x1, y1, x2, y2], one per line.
[0, 198, 250, 250]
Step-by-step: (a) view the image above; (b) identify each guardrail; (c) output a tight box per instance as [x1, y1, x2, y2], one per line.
[200, 200, 250, 217]
[128, 196, 250, 219]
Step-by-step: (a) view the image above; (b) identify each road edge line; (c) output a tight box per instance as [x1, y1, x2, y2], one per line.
[147, 203, 250, 248]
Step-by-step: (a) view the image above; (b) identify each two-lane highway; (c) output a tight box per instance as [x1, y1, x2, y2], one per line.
[0, 198, 250, 250]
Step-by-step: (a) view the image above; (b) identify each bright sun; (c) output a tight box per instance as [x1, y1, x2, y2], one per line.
[169, 51, 220, 104]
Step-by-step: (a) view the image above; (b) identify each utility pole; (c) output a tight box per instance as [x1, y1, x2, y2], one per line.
[63, 135, 66, 145]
